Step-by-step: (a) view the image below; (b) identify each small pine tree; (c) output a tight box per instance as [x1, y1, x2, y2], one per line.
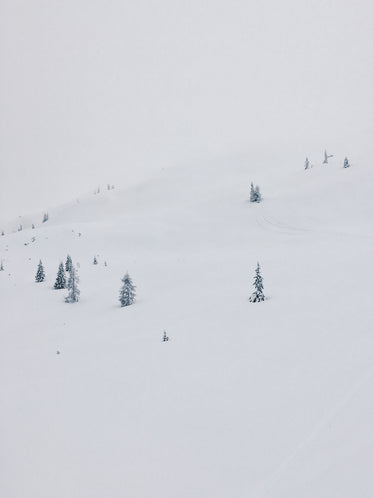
[65, 265, 80, 303]
[249, 262, 265, 302]
[93, 256, 98, 265]
[54, 262, 66, 289]
[119, 273, 136, 307]
[323, 150, 333, 164]
[304, 157, 310, 170]
[42, 213, 48, 223]
[18, 224, 22, 232]
[104, 261, 107, 267]
[343, 157, 350, 168]
[163, 330, 169, 342]
[65, 254, 72, 272]
[32, 224, 35, 229]
[1, 230, 4, 236]
[0, 260, 4, 271]
[35, 260, 45, 282]
[250, 182, 261, 203]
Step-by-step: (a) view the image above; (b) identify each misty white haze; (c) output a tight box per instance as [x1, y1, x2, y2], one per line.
[1, 2, 373, 498]
[1, 0, 372, 222]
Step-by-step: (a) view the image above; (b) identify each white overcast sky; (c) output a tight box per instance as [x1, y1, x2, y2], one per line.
[1, 0, 372, 223]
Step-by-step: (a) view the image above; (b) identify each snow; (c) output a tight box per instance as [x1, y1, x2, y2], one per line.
[1, 154, 373, 497]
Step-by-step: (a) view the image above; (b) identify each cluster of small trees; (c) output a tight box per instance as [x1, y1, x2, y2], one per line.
[305, 150, 351, 170]
[1, 211, 50, 236]
[34, 255, 136, 307]
[35, 255, 80, 303]
[94, 184, 115, 195]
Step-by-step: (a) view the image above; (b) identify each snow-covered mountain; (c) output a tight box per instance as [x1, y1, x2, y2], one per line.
[1, 154, 373, 498]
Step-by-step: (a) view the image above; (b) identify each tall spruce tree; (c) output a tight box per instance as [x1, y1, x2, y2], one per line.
[93, 256, 98, 265]
[65, 265, 80, 303]
[304, 157, 310, 170]
[249, 262, 265, 302]
[343, 157, 350, 168]
[0, 260, 4, 271]
[65, 254, 72, 272]
[119, 273, 136, 307]
[54, 262, 66, 289]
[163, 330, 169, 342]
[35, 260, 45, 282]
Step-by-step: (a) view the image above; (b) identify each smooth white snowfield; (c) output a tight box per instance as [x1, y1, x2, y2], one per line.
[1, 156, 373, 498]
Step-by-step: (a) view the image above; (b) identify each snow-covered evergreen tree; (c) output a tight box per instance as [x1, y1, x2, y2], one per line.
[250, 182, 262, 203]
[32, 224, 35, 229]
[65, 254, 72, 272]
[119, 273, 136, 307]
[18, 224, 22, 232]
[304, 157, 310, 170]
[249, 262, 265, 302]
[35, 260, 45, 283]
[0, 260, 4, 271]
[42, 213, 49, 223]
[54, 262, 66, 289]
[343, 157, 350, 168]
[323, 150, 333, 164]
[65, 265, 80, 303]
[1, 230, 4, 236]
[93, 256, 98, 265]
[163, 330, 169, 342]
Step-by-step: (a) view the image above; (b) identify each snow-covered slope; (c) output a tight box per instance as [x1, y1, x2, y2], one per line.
[1, 155, 373, 498]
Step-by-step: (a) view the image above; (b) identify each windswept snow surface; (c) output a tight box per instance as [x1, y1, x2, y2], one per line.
[1, 155, 373, 497]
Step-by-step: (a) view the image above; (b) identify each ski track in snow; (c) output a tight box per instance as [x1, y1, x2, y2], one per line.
[256, 214, 312, 236]
[252, 368, 373, 498]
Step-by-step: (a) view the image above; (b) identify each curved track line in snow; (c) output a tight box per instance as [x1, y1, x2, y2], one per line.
[262, 216, 311, 233]
[256, 214, 311, 236]
[252, 368, 373, 498]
